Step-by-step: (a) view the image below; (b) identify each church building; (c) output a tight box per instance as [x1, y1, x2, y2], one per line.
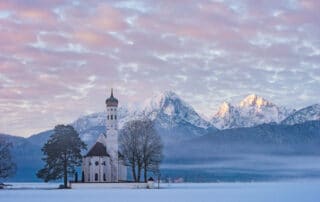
[82, 89, 127, 182]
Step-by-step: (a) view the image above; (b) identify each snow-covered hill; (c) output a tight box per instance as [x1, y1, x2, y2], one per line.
[281, 104, 320, 125]
[211, 94, 294, 129]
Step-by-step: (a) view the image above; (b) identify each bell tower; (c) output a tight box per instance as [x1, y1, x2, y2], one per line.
[105, 88, 119, 182]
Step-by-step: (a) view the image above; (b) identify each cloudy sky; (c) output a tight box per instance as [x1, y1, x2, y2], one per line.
[0, 0, 319, 137]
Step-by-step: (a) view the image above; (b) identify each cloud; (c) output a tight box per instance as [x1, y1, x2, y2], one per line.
[0, 0, 319, 136]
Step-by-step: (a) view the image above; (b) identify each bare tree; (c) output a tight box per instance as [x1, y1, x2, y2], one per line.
[119, 120, 143, 182]
[0, 137, 16, 179]
[119, 119, 163, 182]
[140, 119, 163, 182]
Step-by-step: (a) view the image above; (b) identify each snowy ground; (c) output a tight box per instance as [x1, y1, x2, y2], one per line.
[1, 181, 319, 202]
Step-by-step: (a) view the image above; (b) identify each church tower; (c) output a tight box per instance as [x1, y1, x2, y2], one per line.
[105, 88, 119, 182]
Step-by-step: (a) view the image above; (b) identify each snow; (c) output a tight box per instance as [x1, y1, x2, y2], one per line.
[282, 104, 320, 125]
[211, 94, 294, 129]
[163, 103, 175, 116]
[1, 182, 320, 202]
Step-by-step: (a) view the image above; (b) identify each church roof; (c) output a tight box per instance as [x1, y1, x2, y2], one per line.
[85, 142, 110, 157]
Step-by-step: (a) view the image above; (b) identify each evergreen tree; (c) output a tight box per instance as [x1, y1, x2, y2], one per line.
[37, 125, 86, 188]
[0, 137, 16, 179]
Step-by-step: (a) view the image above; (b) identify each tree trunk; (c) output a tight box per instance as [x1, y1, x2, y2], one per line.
[137, 164, 141, 182]
[64, 154, 68, 188]
[144, 164, 147, 182]
[131, 164, 137, 182]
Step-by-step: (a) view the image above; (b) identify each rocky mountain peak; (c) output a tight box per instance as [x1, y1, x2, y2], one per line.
[239, 94, 274, 108]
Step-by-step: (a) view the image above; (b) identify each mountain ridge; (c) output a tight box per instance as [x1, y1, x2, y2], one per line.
[211, 94, 295, 129]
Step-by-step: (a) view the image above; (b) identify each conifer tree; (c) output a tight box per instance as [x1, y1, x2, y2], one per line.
[37, 125, 86, 188]
[0, 137, 16, 179]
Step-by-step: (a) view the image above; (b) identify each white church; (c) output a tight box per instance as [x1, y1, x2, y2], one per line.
[82, 89, 127, 183]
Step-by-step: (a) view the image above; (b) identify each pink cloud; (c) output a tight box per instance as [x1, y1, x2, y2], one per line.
[0, 0, 319, 136]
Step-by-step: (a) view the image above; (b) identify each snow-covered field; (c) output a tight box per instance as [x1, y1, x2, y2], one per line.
[1, 181, 319, 202]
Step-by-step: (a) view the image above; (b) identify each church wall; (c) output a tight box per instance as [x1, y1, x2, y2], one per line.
[83, 156, 111, 183]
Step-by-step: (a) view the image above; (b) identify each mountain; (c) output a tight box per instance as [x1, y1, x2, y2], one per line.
[0, 133, 43, 181]
[281, 104, 320, 125]
[70, 91, 216, 146]
[211, 94, 294, 129]
[163, 120, 320, 182]
[167, 120, 320, 159]
[211, 102, 242, 129]
[141, 91, 215, 141]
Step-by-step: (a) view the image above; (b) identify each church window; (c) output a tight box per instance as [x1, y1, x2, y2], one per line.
[95, 161, 99, 166]
[107, 115, 109, 120]
[115, 115, 117, 120]
[102, 161, 106, 166]
[95, 173, 98, 181]
[103, 173, 106, 181]
[111, 115, 113, 120]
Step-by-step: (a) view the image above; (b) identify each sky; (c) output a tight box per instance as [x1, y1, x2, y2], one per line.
[0, 0, 319, 137]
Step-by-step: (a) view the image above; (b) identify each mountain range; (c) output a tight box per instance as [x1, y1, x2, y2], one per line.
[71, 91, 319, 142]
[1, 91, 320, 181]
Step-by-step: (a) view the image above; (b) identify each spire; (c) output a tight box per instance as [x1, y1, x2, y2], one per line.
[106, 88, 118, 107]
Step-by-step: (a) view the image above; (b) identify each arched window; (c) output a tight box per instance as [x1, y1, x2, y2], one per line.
[107, 115, 109, 120]
[111, 115, 113, 120]
[95, 173, 99, 181]
[103, 173, 106, 181]
[115, 115, 117, 120]
[95, 161, 99, 166]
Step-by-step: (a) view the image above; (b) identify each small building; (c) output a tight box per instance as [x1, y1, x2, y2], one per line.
[82, 89, 127, 182]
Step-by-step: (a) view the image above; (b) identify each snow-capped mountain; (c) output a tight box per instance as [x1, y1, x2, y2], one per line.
[71, 91, 215, 144]
[141, 91, 212, 129]
[211, 102, 242, 129]
[211, 94, 294, 129]
[281, 104, 320, 125]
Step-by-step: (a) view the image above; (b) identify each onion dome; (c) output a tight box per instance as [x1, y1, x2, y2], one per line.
[106, 88, 118, 107]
